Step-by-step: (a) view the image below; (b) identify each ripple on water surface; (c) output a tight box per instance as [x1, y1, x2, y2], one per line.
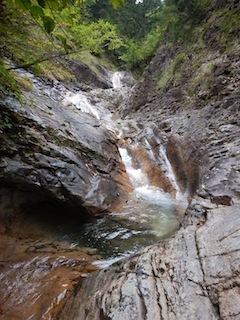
[40, 185, 180, 265]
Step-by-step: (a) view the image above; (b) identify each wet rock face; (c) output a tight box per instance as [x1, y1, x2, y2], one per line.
[0, 188, 100, 320]
[56, 91, 240, 320]
[0, 72, 132, 319]
[66, 59, 112, 89]
[0, 83, 130, 218]
[0, 66, 136, 320]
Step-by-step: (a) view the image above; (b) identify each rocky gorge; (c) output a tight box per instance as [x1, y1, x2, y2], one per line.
[0, 0, 240, 319]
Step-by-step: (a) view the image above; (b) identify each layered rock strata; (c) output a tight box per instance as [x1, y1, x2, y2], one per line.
[56, 87, 240, 320]
[56, 1, 240, 317]
[0, 79, 131, 218]
[0, 71, 131, 319]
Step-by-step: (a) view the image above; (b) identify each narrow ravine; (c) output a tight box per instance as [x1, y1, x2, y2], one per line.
[0, 67, 187, 319]
[60, 71, 186, 267]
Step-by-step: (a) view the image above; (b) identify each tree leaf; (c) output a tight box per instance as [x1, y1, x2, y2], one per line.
[4, 0, 14, 9]
[15, 0, 32, 11]
[30, 5, 44, 18]
[37, 0, 45, 8]
[109, 0, 124, 9]
[61, 0, 71, 7]
[61, 37, 72, 52]
[118, 0, 124, 7]
[42, 16, 55, 33]
[45, 0, 60, 11]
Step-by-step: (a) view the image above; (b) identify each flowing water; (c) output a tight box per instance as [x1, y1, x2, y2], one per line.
[59, 72, 181, 266]
[0, 68, 183, 318]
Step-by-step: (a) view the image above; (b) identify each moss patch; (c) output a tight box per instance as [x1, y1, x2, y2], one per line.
[40, 59, 76, 83]
[188, 60, 215, 97]
[0, 58, 20, 93]
[156, 52, 188, 89]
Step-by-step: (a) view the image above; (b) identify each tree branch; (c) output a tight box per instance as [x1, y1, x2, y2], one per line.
[6, 50, 80, 70]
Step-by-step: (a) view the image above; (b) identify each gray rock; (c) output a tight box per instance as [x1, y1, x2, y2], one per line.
[56, 13, 240, 317]
[0, 82, 130, 218]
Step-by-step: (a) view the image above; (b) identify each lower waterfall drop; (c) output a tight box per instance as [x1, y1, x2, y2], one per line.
[58, 79, 181, 267]
[118, 146, 180, 240]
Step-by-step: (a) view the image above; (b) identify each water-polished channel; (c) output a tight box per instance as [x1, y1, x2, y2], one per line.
[0, 68, 184, 319]
[56, 73, 182, 266]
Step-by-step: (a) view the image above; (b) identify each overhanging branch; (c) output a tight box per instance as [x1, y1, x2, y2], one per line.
[6, 50, 80, 70]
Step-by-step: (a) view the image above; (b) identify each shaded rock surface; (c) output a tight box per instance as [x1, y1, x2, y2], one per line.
[0, 67, 133, 319]
[1, 2, 240, 318]
[56, 92, 240, 320]
[66, 59, 113, 89]
[0, 192, 100, 320]
[0, 71, 131, 218]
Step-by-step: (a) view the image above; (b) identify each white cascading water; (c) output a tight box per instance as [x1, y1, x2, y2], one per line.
[63, 92, 101, 120]
[112, 71, 124, 89]
[60, 71, 181, 265]
[159, 145, 181, 199]
[62, 71, 127, 122]
[0, 66, 184, 317]
[118, 148, 149, 188]
[159, 145, 189, 212]
[117, 145, 179, 238]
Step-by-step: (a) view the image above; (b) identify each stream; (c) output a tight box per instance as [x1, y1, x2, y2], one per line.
[59, 71, 182, 267]
[0, 65, 186, 319]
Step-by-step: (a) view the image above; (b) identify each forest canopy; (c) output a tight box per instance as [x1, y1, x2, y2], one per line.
[0, 0, 212, 88]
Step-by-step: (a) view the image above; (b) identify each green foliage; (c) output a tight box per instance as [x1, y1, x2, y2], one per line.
[40, 59, 76, 82]
[0, 58, 19, 93]
[218, 8, 240, 47]
[67, 19, 123, 54]
[3, 0, 65, 33]
[156, 52, 187, 89]
[42, 16, 55, 33]
[0, 58, 35, 97]
[87, 0, 211, 72]
[16, 75, 34, 91]
[156, 61, 174, 89]
[188, 60, 215, 96]
[30, 5, 45, 18]
[120, 28, 160, 70]
[0, 0, 126, 89]
[90, 0, 162, 41]
[109, 0, 124, 9]
[2, 0, 125, 34]
[149, 0, 212, 43]
[172, 52, 187, 73]
[164, 0, 211, 23]
[119, 40, 142, 68]
[0, 0, 216, 79]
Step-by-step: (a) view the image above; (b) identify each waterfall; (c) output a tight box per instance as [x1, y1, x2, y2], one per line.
[112, 71, 124, 89]
[159, 145, 189, 213]
[1, 64, 185, 318]
[159, 145, 181, 199]
[61, 71, 135, 124]
[60, 71, 181, 261]
[63, 92, 101, 120]
[118, 147, 149, 188]
[118, 143, 179, 239]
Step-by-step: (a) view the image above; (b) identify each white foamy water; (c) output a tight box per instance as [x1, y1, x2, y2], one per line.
[118, 147, 149, 188]
[117, 145, 180, 243]
[134, 185, 173, 206]
[33, 69, 182, 267]
[112, 71, 124, 89]
[159, 144, 189, 210]
[63, 92, 101, 120]
[159, 145, 181, 199]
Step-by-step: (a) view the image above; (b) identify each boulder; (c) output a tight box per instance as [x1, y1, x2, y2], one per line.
[0, 79, 131, 220]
